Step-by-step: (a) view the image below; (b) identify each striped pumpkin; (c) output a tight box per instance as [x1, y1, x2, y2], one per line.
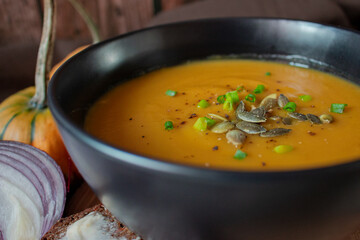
[0, 86, 76, 180]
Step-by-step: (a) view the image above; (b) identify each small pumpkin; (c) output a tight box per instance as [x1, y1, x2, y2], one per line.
[0, 0, 79, 182]
[0, 87, 72, 177]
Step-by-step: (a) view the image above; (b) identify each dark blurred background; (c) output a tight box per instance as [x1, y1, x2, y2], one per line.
[0, 0, 359, 101]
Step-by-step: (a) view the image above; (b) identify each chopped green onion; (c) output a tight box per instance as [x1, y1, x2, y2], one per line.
[283, 102, 297, 112]
[197, 99, 210, 108]
[253, 84, 265, 94]
[204, 117, 216, 127]
[165, 90, 177, 97]
[274, 145, 293, 154]
[299, 95, 312, 102]
[265, 72, 271, 76]
[164, 121, 174, 130]
[223, 91, 240, 111]
[245, 94, 256, 103]
[226, 91, 240, 103]
[236, 86, 244, 92]
[193, 117, 208, 131]
[223, 100, 234, 111]
[233, 149, 247, 160]
[330, 103, 348, 113]
[217, 95, 226, 104]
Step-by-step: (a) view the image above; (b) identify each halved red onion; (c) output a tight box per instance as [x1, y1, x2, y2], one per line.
[0, 141, 66, 239]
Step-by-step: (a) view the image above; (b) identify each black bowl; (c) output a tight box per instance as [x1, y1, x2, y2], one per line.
[49, 18, 360, 240]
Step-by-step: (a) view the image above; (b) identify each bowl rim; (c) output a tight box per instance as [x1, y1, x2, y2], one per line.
[48, 17, 360, 179]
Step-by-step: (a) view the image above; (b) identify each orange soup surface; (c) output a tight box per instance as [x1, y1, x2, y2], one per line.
[85, 60, 360, 171]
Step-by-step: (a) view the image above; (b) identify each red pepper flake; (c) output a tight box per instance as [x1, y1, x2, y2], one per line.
[205, 132, 209, 135]
[212, 146, 219, 151]
[189, 113, 197, 119]
[182, 92, 186, 95]
[226, 84, 230, 87]
[175, 109, 179, 111]
[262, 162, 267, 166]
[276, 89, 280, 92]
[308, 131, 316, 136]
[180, 121, 186, 125]
[185, 103, 189, 105]
[311, 105, 316, 108]
[277, 80, 282, 83]
[142, 136, 145, 138]
[129, 117, 133, 120]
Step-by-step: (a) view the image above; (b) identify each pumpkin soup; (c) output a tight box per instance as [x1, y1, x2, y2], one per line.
[84, 60, 360, 171]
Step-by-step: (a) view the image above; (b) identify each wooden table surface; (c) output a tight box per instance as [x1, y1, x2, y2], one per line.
[66, 181, 360, 240]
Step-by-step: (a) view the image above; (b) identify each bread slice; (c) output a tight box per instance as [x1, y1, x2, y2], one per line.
[42, 204, 141, 240]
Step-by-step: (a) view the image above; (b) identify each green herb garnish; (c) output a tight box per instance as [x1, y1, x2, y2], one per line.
[197, 99, 210, 108]
[193, 117, 208, 131]
[223, 90, 240, 111]
[330, 103, 348, 113]
[165, 90, 177, 97]
[253, 84, 265, 94]
[274, 145, 293, 154]
[265, 72, 271, 76]
[233, 149, 247, 160]
[217, 95, 226, 104]
[164, 121, 174, 130]
[283, 102, 297, 112]
[245, 94, 256, 103]
[204, 117, 216, 127]
[299, 95, 312, 102]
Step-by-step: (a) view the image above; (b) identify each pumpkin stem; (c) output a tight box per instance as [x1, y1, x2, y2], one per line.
[67, 0, 101, 43]
[30, 0, 56, 109]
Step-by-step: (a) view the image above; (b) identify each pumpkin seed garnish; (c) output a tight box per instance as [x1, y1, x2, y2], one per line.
[282, 117, 292, 125]
[207, 113, 228, 122]
[211, 121, 235, 134]
[236, 121, 267, 134]
[278, 94, 289, 108]
[288, 112, 307, 121]
[260, 93, 278, 111]
[226, 130, 247, 146]
[236, 100, 245, 114]
[319, 114, 334, 124]
[236, 111, 267, 123]
[250, 106, 266, 118]
[306, 114, 322, 124]
[260, 128, 292, 137]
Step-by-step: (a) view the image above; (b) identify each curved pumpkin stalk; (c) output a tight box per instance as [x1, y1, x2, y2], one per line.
[67, 0, 101, 44]
[30, 0, 56, 109]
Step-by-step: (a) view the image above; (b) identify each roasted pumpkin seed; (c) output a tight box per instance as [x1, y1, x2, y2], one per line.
[236, 111, 267, 123]
[306, 114, 322, 124]
[207, 113, 228, 122]
[319, 114, 334, 124]
[211, 121, 235, 133]
[282, 117, 292, 125]
[288, 112, 307, 121]
[278, 94, 289, 108]
[226, 130, 246, 146]
[260, 93, 278, 111]
[236, 100, 245, 113]
[260, 128, 292, 137]
[236, 121, 267, 134]
[250, 106, 266, 118]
